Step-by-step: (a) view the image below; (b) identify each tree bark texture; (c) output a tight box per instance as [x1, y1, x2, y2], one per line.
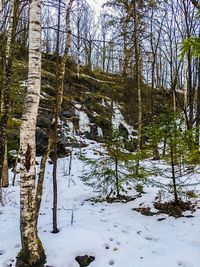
[16, 0, 46, 266]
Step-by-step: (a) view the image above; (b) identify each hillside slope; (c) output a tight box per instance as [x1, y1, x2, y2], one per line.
[8, 53, 171, 156]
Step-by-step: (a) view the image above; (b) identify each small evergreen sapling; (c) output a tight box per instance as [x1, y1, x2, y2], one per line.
[146, 113, 200, 204]
[80, 130, 138, 198]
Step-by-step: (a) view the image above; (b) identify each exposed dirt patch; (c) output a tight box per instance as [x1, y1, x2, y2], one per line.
[87, 194, 142, 204]
[133, 207, 157, 216]
[134, 200, 197, 218]
[154, 201, 196, 218]
[106, 194, 141, 203]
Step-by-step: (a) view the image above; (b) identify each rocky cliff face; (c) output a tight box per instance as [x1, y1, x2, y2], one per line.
[8, 54, 171, 158]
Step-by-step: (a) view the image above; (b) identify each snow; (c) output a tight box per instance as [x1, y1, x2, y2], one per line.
[78, 111, 90, 133]
[102, 98, 106, 107]
[75, 104, 91, 133]
[81, 74, 115, 84]
[1, 140, 200, 267]
[112, 102, 136, 140]
[41, 91, 51, 100]
[66, 120, 74, 134]
[97, 127, 103, 137]
[19, 80, 28, 87]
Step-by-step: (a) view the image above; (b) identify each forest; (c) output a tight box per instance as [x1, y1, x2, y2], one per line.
[0, 0, 200, 266]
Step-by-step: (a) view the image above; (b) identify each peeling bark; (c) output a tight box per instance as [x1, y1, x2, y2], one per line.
[16, 0, 46, 266]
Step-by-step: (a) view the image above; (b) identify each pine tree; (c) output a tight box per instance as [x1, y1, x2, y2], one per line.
[81, 130, 148, 198]
[146, 112, 200, 204]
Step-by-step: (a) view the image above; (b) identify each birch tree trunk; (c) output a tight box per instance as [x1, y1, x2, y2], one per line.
[0, 0, 3, 30]
[0, 0, 19, 188]
[16, 0, 46, 265]
[76, 0, 80, 78]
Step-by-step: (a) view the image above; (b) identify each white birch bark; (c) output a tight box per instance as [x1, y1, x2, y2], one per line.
[183, 61, 188, 109]
[0, 0, 15, 187]
[0, 0, 3, 31]
[6, 0, 14, 58]
[76, 0, 80, 78]
[17, 0, 45, 265]
[180, 3, 188, 111]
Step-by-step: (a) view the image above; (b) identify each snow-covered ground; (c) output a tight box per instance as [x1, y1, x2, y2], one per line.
[1, 140, 200, 267]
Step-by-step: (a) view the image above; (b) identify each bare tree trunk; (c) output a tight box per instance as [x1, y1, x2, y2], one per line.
[0, 0, 2, 30]
[182, 0, 194, 130]
[77, 0, 80, 78]
[0, 0, 19, 188]
[188, 52, 194, 129]
[51, 0, 74, 234]
[131, 0, 142, 177]
[183, 62, 188, 110]
[33, 0, 74, 235]
[170, 139, 178, 205]
[180, 1, 188, 113]
[196, 57, 200, 145]
[133, 0, 142, 151]
[123, 24, 129, 77]
[2, 140, 8, 187]
[16, 0, 46, 265]
[115, 157, 120, 198]
[35, 135, 52, 226]
[51, 0, 62, 235]
[12, 150, 19, 186]
[102, 31, 106, 72]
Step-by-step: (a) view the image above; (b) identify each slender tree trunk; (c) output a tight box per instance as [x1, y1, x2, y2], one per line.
[0, 0, 19, 188]
[51, 0, 62, 235]
[68, 147, 73, 176]
[196, 57, 200, 145]
[2, 140, 8, 187]
[16, 0, 46, 265]
[102, 34, 106, 72]
[0, 0, 2, 30]
[180, 2, 188, 113]
[34, 0, 74, 234]
[151, 60, 160, 160]
[182, 0, 194, 130]
[183, 59, 188, 110]
[188, 52, 193, 129]
[115, 157, 119, 197]
[170, 139, 178, 205]
[132, 0, 142, 177]
[12, 150, 19, 186]
[123, 28, 129, 77]
[77, 0, 80, 78]
[35, 138, 52, 226]
[133, 0, 142, 151]
[51, 0, 74, 233]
